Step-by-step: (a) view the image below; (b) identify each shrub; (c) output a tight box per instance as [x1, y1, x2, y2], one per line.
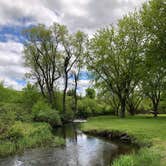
[32, 100, 62, 126]
[61, 110, 74, 122]
[21, 83, 40, 112]
[6, 122, 24, 142]
[0, 111, 16, 136]
[0, 102, 33, 122]
[77, 98, 113, 118]
[77, 98, 115, 118]
[0, 122, 64, 157]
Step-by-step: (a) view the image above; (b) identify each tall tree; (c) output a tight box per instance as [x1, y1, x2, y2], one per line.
[141, 0, 166, 117]
[87, 13, 145, 118]
[71, 31, 87, 115]
[24, 24, 61, 107]
[57, 25, 86, 114]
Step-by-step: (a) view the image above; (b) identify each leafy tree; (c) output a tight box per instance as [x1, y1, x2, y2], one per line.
[127, 91, 143, 115]
[57, 25, 87, 114]
[71, 31, 88, 115]
[87, 13, 145, 118]
[141, 0, 166, 117]
[23, 24, 62, 107]
[86, 88, 96, 99]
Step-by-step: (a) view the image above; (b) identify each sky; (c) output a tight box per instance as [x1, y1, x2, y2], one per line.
[0, 0, 146, 94]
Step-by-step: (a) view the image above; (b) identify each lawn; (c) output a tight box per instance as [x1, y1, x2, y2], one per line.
[83, 115, 166, 166]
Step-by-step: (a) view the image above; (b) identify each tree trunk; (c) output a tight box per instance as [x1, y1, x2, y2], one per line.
[128, 105, 135, 116]
[152, 101, 159, 118]
[120, 99, 126, 118]
[63, 72, 68, 114]
[74, 74, 78, 117]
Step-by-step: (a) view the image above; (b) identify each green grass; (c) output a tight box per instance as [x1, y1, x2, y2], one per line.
[0, 121, 64, 157]
[83, 115, 166, 166]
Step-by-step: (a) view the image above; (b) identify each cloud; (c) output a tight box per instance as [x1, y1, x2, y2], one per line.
[0, 0, 146, 30]
[0, 0, 146, 91]
[0, 0, 59, 26]
[0, 41, 28, 90]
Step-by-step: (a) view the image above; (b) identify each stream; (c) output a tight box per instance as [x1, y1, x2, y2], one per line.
[0, 123, 136, 166]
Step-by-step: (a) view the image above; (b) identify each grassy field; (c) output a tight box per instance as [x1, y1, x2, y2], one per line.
[83, 115, 166, 166]
[0, 121, 64, 157]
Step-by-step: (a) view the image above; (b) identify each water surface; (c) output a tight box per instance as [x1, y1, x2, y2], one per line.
[0, 123, 135, 166]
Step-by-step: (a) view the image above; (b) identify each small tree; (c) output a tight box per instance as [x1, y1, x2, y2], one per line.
[86, 88, 96, 99]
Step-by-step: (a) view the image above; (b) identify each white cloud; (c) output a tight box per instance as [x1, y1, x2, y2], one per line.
[0, 75, 25, 90]
[0, 0, 60, 26]
[0, 0, 147, 91]
[0, 41, 27, 89]
[0, 0, 147, 28]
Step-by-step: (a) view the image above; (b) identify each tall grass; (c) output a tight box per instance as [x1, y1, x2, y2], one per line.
[112, 148, 161, 166]
[0, 121, 64, 157]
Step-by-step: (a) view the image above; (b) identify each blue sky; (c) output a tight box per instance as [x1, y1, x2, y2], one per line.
[0, 0, 146, 93]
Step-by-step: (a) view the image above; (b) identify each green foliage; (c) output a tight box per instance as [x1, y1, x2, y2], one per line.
[60, 96, 74, 121]
[21, 83, 40, 111]
[87, 12, 145, 117]
[6, 123, 24, 142]
[0, 110, 16, 136]
[77, 98, 113, 118]
[140, 0, 166, 115]
[32, 100, 62, 126]
[84, 115, 165, 165]
[85, 88, 96, 99]
[0, 83, 21, 103]
[159, 92, 166, 113]
[112, 148, 160, 166]
[0, 122, 64, 157]
[0, 102, 33, 122]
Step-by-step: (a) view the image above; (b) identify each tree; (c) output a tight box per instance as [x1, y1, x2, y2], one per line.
[23, 24, 62, 107]
[87, 13, 145, 118]
[57, 25, 87, 114]
[141, 0, 166, 117]
[71, 31, 88, 115]
[86, 88, 96, 99]
[97, 89, 120, 116]
[127, 91, 143, 115]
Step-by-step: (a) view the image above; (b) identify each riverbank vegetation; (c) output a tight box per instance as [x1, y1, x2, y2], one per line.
[0, 122, 64, 157]
[0, 0, 165, 164]
[83, 115, 166, 166]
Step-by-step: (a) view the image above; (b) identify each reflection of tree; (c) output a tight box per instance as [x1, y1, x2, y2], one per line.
[73, 124, 78, 143]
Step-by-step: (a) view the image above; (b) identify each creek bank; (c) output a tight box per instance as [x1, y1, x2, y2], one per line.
[83, 129, 151, 148]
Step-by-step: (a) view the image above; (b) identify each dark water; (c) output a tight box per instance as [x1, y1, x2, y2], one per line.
[0, 123, 136, 166]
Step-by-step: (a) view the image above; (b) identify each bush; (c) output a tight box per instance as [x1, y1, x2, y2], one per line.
[6, 122, 24, 142]
[0, 122, 64, 157]
[61, 110, 74, 122]
[21, 83, 40, 112]
[77, 98, 114, 118]
[0, 111, 16, 136]
[32, 100, 62, 127]
[0, 102, 33, 122]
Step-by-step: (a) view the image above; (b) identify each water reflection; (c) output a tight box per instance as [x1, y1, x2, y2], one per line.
[0, 123, 135, 166]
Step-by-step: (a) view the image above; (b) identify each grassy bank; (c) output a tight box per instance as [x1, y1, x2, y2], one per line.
[0, 121, 64, 157]
[83, 115, 166, 166]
